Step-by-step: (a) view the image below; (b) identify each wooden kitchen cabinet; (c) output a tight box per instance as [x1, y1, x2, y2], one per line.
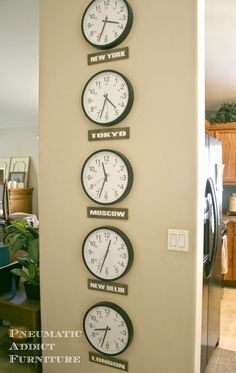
[9, 188, 33, 214]
[206, 121, 236, 184]
[224, 222, 236, 286]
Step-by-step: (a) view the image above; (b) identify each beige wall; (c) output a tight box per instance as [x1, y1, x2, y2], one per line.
[39, 1, 200, 372]
[0, 126, 38, 214]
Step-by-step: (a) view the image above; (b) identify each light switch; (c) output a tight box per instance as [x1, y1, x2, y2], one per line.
[168, 229, 189, 252]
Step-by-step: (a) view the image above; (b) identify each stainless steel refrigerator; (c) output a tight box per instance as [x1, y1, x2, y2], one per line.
[201, 133, 223, 372]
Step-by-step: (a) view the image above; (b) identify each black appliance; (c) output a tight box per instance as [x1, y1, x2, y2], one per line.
[201, 134, 223, 372]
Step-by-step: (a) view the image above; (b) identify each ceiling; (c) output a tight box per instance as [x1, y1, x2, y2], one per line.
[205, 0, 236, 111]
[0, 0, 39, 128]
[0, 0, 235, 128]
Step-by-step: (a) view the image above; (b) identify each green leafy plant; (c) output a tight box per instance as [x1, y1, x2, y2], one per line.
[11, 256, 39, 284]
[210, 103, 236, 123]
[4, 220, 39, 261]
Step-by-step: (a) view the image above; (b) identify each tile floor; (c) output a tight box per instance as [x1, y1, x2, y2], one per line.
[219, 287, 236, 351]
[206, 287, 236, 372]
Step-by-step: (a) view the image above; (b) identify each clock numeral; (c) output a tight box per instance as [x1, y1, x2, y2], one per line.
[96, 234, 102, 242]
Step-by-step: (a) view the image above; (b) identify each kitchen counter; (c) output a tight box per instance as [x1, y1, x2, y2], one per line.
[222, 215, 236, 224]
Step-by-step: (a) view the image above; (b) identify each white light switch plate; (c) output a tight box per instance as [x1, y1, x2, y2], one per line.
[168, 229, 189, 252]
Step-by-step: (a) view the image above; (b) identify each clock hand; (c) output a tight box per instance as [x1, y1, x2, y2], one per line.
[104, 19, 120, 24]
[92, 176, 106, 186]
[99, 177, 106, 198]
[102, 162, 108, 181]
[98, 16, 108, 41]
[101, 326, 110, 347]
[98, 162, 108, 198]
[94, 327, 111, 331]
[106, 95, 116, 109]
[100, 94, 108, 119]
[99, 240, 111, 273]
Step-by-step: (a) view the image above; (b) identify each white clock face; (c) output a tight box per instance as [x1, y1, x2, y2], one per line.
[83, 302, 133, 355]
[82, 0, 133, 50]
[82, 70, 133, 126]
[82, 226, 133, 280]
[81, 149, 133, 205]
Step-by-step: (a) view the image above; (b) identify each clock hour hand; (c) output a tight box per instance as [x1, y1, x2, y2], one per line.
[99, 162, 108, 198]
[98, 16, 108, 41]
[106, 95, 116, 109]
[102, 162, 108, 180]
[99, 240, 111, 273]
[104, 19, 120, 24]
[94, 327, 111, 331]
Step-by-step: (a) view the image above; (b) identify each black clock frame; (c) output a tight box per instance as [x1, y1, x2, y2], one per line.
[81, 0, 133, 50]
[81, 69, 134, 127]
[82, 225, 134, 281]
[83, 301, 134, 356]
[81, 149, 133, 205]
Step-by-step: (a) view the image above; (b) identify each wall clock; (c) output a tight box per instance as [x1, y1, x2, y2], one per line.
[81, 70, 134, 126]
[83, 301, 133, 355]
[81, 149, 133, 205]
[81, 0, 133, 50]
[82, 225, 134, 280]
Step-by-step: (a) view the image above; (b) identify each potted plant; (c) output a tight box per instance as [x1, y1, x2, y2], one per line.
[4, 220, 39, 262]
[11, 256, 40, 300]
[5, 220, 40, 299]
[210, 102, 236, 123]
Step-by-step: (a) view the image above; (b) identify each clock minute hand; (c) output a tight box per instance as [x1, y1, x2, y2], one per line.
[101, 326, 110, 347]
[99, 240, 111, 273]
[100, 94, 108, 119]
[98, 16, 108, 41]
[99, 177, 106, 198]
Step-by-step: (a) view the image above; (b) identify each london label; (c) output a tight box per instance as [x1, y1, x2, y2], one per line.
[89, 352, 128, 371]
[88, 127, 130, 141]
[88, 279, 128, 295]
[87, 207, 128, 220]
[88, 47, 129, 65]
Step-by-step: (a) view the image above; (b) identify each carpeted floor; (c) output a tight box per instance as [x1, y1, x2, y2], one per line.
[205, 348, 236, 373]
